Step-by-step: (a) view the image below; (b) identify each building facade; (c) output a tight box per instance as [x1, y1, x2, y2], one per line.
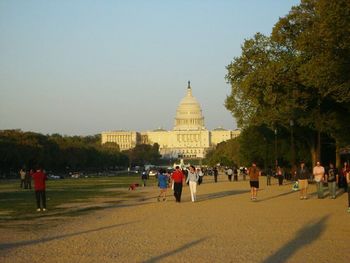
[101, 82, 240, 159]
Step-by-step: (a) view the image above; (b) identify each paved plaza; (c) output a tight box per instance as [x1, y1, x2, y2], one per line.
[1, 176, 349, 263]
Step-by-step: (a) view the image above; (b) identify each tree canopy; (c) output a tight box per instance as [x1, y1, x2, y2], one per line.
[225, 0, 350, 166]
[0, 130, 129, 177]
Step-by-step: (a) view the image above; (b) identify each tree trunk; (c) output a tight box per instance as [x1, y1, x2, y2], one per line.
[317, 130, 321, 162]
[335, 141, 341, 168]
[310, 138, 317, 167]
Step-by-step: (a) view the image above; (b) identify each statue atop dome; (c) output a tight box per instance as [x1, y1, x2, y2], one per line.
[187, 80, 192, 96]
[174, 81, 205, 131]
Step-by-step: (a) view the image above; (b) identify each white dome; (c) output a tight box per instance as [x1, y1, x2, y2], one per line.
[174, 81, 205, 130]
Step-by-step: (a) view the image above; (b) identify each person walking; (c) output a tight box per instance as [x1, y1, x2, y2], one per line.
[157, 169, 168, 202]
[141, 170, 147, 187]
[313, 161, 325, 199]
[326, 163, 338, 199]
[346, 170, 350, 213]
[171, 166, 185, 203]
[226, 167, 233, 182]
[25, 169, 32, 189]
[266, 166, 272, 186]
[197, 167, 204, 185]
[19, 168, 26, 189]
[248, 162, 261, 201]
[242, 168, 247, 181]
[186, 165, 199, 202]
[233, 167, 238, 181]
[213, 167, 218, 183]
[340, 162, 349, 193]
[276, 166, 284, 186]
[31, 168, 47, 211]
[296, 161, 310, 200]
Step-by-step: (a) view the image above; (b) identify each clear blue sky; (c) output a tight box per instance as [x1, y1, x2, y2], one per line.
[0, 0, 300, 136]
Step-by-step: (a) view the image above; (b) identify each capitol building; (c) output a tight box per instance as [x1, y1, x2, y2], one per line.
[101, 82, 240, 159]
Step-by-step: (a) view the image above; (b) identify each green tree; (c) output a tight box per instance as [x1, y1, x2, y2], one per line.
[225, 0, 350, 166]
[204, 138, 240, 167]
[0, 130, 129, 177]
[124, 143, 161, 167]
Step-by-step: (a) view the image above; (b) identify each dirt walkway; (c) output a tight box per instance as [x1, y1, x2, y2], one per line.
[1, 176, 349, 263]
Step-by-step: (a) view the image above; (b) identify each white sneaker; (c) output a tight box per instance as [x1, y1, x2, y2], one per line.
[42, 208, 46, 212]
[36, 208, 41, 212]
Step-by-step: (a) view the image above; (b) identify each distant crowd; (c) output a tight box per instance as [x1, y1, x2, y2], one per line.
[19, 160, 350, 214]
[138, 160, 350, 213]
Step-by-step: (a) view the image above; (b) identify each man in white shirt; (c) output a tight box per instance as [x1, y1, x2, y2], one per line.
[313, 161, 325, 199]
[226, 167, 233, 181]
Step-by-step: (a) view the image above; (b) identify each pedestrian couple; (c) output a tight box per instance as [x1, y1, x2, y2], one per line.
[296, 160, 342, 202]
[162, 165, 199, 203]
[19, 168, 32, 189]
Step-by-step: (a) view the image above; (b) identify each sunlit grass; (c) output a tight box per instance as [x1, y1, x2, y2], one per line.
[0, 174, 157, 221]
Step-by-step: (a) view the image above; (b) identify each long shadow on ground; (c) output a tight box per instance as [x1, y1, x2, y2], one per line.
[0, 221, 137, 251]
[262, 215, 329, 263]
[0, 197, 156, 223]
[256, 190, 296, 202]
[197, 190, 249, 202]
[142, 237, 209, 263]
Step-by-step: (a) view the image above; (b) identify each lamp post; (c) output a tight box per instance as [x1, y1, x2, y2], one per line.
[274, 128, 278, 169]
[290, 119, 295, 168]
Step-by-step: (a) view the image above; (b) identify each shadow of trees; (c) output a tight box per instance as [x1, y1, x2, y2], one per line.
[197, 189, 249, 202]
[143, 236, 209, 263]
[256, 190, 296, 202]
[262, 215, 329, 263]
[0, 221, 137, 251]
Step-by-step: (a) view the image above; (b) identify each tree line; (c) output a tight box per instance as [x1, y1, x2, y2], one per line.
[0, 130, 161, 178]
[209, 0, 350, 169]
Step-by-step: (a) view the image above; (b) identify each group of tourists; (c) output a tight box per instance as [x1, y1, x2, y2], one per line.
[19, 167, 47, 212]
[155, 165, 204, 203]
[19, 168, 32, 189]
[247, 160, 350, 212]
[225, 167, 239, 182]
[295, 161, 349, 205]
[21, 160, 350, 213]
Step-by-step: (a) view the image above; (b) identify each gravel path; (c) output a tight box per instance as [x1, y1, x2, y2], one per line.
[1, 176, 349, 263]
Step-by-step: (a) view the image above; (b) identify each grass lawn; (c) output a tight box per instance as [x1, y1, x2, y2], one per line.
[0, 174, 157, 221]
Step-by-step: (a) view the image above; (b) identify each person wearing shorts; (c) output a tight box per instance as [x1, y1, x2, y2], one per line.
[248, 162, 261, 201]
[296, 161, 310, 200]
[157, 169, 168, 202]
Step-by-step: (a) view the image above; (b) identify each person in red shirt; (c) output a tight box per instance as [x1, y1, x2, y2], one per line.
[31, 168, 47, 212]
[171, 166, 185, 203]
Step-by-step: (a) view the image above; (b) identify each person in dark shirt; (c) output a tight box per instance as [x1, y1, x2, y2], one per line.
[233, 167, 238, 182]
[296, 161, 310, 200]
[141, 170, 147, 187]
[326, 163, 338, 199]
[213, 167, 218, 183]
